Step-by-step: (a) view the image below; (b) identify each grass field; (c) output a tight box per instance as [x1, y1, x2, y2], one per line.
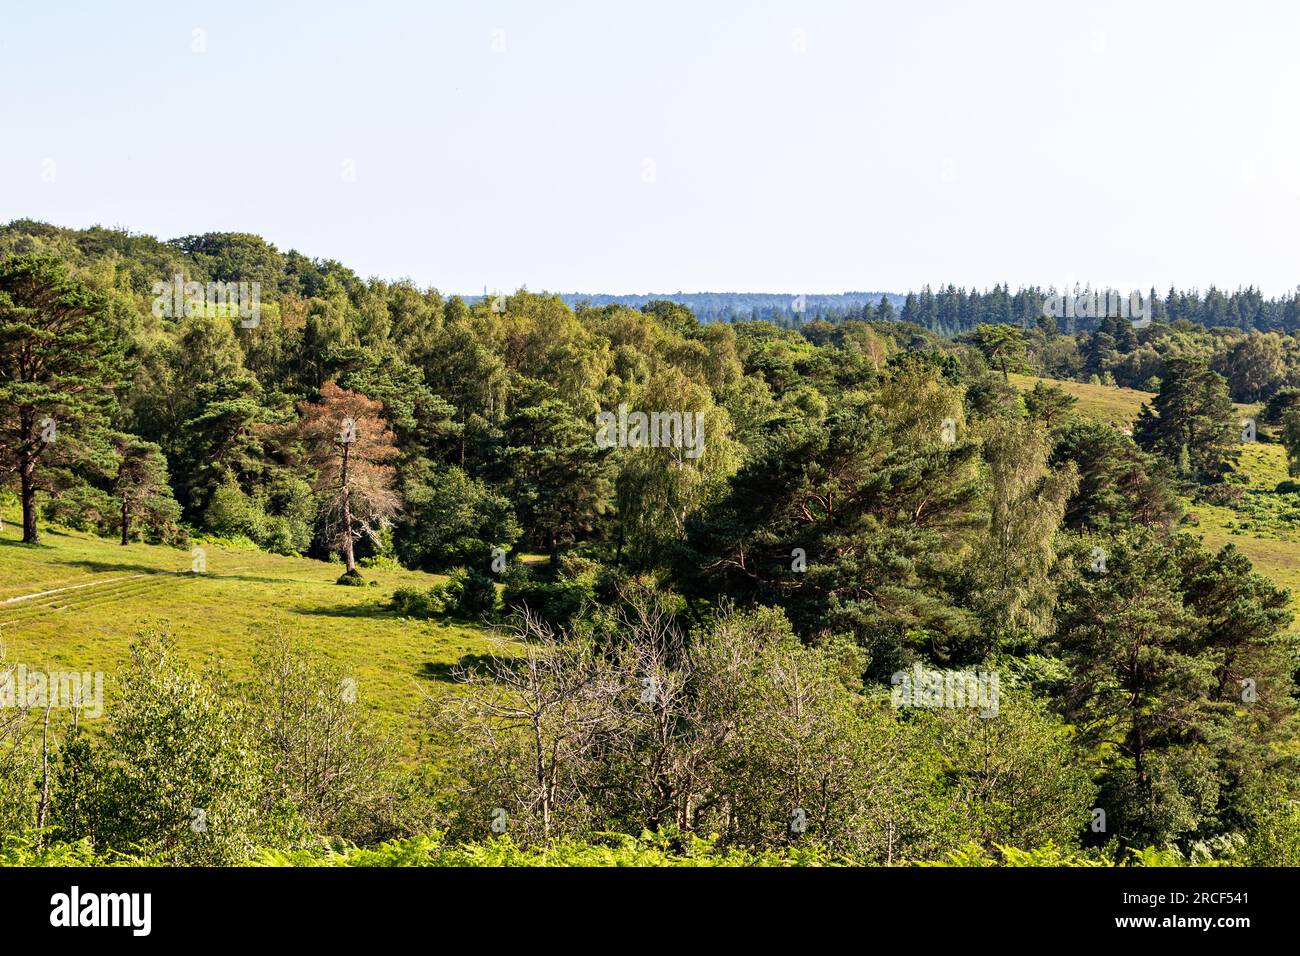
[1009, 373, 1157, 429]
[0, 508, 498, 754]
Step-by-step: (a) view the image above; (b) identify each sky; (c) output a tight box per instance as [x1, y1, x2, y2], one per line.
[1, 0, 1297, 297]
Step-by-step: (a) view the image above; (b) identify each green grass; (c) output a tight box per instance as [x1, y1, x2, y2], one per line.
[0, 508, 499, 755]
[1187, 440, 1300, 609]
[1009, 373, 1259, 429]
[1009, 373, 1155, 429]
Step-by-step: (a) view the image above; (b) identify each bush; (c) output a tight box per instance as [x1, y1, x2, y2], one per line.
[501, 552, 604, 628]
[391, 585, 444, 618]
[440, 568, 497, 617]
[391, 569, 497, 618]
[1194, 483, 1246, 507]
[204, 480, 313, 556]
[502, 573, 595, 629]
[204, 482, 267, 542]
[248, 632, 406, 844]
[49, 629, 267, 865]
[336, 569, 367, 587]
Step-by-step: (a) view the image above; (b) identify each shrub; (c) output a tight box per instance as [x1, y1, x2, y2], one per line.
[439, 567, 497, 617]
[204, 482, 267, 542]
[391, 585, 444, 618]
[389, 569, 498, 619]
[247, 632, 406, 844]
[49, 629, 267, 864]
[502, 573, 594, 629]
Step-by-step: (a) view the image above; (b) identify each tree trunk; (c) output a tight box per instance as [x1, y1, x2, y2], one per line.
[120, 497, 130, 545]
[340, 441, 355, 573]
[20, 447, 39, 544]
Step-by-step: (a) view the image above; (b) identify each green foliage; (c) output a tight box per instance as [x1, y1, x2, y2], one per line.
[395, 462, 519, 571]
[391, 567, 497, 618]
[1134, 357, 1242, 481]
[6, 225, 1300, 868]
[49, 630, 266, 864]
[0, 253, 128, 543]
[1053, 420, 1181, 532]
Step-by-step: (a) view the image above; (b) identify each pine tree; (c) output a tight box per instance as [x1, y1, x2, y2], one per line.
[1133, 357, 1240, 480]
[297, 381, 400, 578]
[113, 435, 180, 545]
[0, 255, 127, 543]
[973, 323, 1027, 382]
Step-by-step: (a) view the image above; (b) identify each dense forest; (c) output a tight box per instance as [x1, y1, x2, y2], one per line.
[3, 219, 1300, 866]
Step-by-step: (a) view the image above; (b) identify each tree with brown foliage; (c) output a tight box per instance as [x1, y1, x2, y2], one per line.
[297, 381, 400, 578]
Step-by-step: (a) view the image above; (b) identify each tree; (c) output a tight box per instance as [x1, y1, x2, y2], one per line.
[248, 631, 399, 843]
[679, 363, 987, 676]
[1055, 533, 1214, 845]
[395, 461, 520, 571]
[298, 381, 400, 577]
[497, 379, 613, 561]
[0, 255, 126, 543]
[967, 414, 1077, 651]
[112, 434, 180, 545]
[614, 366, 740, 568]
[1052, 420, 1182, 532]
[52, 630, 267, 864]
[1022, 380, 1077, 436]
[973, 323, 1027, 382]
[1216, 331, 1284, 403]
[1134, 356, 1240, 481]
[1282, 407, 1300, 478]
[930, 693, 1096, 850]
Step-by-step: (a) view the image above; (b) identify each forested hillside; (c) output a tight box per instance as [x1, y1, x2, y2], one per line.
[3, 220, 1300, 867]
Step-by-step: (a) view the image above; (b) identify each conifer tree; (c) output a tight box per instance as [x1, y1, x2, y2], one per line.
[0, 255, 127, 543]
[298, 381, 400, 579]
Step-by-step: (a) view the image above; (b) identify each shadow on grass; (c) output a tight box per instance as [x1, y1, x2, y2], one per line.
[420, 652, 521, 683]
[291, 601, 400, 620]
[54, 559, 290, 587]
[59, 558, 181, 575]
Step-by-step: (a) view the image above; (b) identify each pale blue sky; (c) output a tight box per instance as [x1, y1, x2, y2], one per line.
[2, 0, 1297, 296]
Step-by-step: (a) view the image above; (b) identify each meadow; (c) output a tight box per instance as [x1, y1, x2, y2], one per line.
[0, 506, 495, 754]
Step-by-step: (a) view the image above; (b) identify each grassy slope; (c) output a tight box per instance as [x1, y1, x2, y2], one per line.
[1010, 373, 1300, 612]
[0, 510, 497, 754]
